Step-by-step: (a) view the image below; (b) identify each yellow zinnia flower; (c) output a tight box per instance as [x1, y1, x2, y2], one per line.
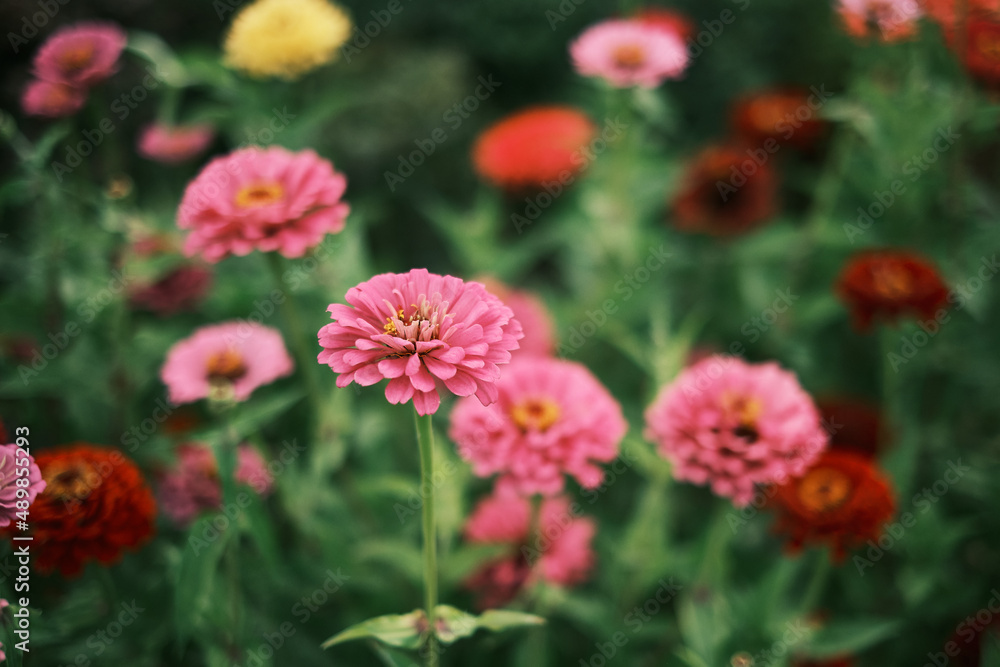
[223, 0, 353, 80]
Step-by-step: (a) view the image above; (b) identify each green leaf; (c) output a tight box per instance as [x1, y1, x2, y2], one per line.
[322, 609, 425, 650]
[476, 609, 547, 633]
[804, 617, 901, 656]
[434, 605, 545, 644]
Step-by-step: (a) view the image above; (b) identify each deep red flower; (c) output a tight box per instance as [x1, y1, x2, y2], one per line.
[768, 450, 896, 561]
[634, 7, 696, 41]
[731, 89, 825, 150]
[129, 265, 213, 317]
[0, 418, 6, 443]
[816, 397, 886, 458]
[671, 144, 778, 236]
[964, 18, 1000, 84]
[25, 444, 156, 576]
[472, 107, 597, 190]
[835, 250, 950, 330]
[792, 658, 856, 667]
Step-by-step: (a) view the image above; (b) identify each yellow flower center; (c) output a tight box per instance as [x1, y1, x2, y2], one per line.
[205, 349, 248, 383]
[871, 262, 913, 300]
[510, 397, 561, 432]
[612, 43, 647, 69]
[797, 467, 853, 513]
[44, 461, 100, 501]
[235, 182, 285, 208]
[60, 43, 95, 72]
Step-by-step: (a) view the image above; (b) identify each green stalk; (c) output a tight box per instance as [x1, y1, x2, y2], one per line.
[798, 549, 831, 615]
[414, 410, 439, 667]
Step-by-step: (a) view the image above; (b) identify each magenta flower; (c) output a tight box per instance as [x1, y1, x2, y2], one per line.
[644, 355, 828, 506]
[450, 357, 626, 495]
[464, 488, 595, 609]
[129, 265, 213, 317]
[0, 443, 46, 528]
[479, 278, 556, 358]
[157, 443, 273, 525]
[317, 269, 523, 416]
[177, 146, 349, 262]
[570, 19, 689, 88]
[21, 79, 86, 118]
[138, 123, 215, 164]
[161, 321, 294, 404]
[33, 22, 127, 88]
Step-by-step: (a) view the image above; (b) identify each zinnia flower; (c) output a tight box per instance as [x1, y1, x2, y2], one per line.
[138, 123, 215, 163]
[816, 397, 886, 458]
[21, 79, 86, 118]
[963, 18, 1000, 84]
[835, 250, 950, 330]
[450, 358, 626, 495]
[838, 0, 922, 40]
[27, 444, 156, 576]
[671, 144, 779, 236]
[129, 265, 213, 317]
[177, 146, 349, 261]
[479, 278, 555, 357]
[161, 321, 294, 404]
[645, 355, 828, 506]
[792, 658, 856, 667]
[634, 7, 696, 42]
[223, 0, 352, 80]
[317, 269, 523, 416]
[570, 19, 689, 88]
[0, 444, 45, 527]
[33, 22, 127, 88]
[732, 89, 826, 150]
[463, 488, 595, 609]
[472, 107, 597, 190]
[767, 450, 896, 560]
[157, 443, 273, 525]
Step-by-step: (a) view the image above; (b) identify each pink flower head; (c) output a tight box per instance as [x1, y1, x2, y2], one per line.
[33, 22, 127, 88]
[318, 269, 523, 415]
[161, 321, 294, 404]
[138, 123, 215, 164]
[645, 355, 828, 506]
[129, 264, 213, 317]
[478, 278, 555, 357]
[157, 443, 273, 525]
[838, 0, 922, 41]
[570, 18, 689, 88]
[21, 79, 86, 118]
[464, 488, 595, 608]
[0, 444, 46, 527]
[450, 358, 626, 495]
[177, 146, 349, 262]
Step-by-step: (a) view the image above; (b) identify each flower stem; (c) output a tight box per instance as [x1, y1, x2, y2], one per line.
[414, 410, 439, 667]
[798, 549, 831, 616]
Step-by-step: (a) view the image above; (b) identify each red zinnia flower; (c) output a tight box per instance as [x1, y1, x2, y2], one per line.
[472, 107, 597, 190]
[634, 7, 696, 42]
[964, 18, 1000, 85]
[792, 658, 856, 667]
[732, 89, 825, 150]
[768, 450, 896, 561]
[816, 397, 886, 458]
[129, 265, 213, 317]
[835, 250, 950, 330]
[671, 144, 778, 236]
[26, 444, 156, 576]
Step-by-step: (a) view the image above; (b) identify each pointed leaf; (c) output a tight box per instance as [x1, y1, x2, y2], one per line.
[322, 609, 425, 650]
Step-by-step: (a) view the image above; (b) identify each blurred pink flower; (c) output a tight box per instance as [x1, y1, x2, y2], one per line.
[138, 123, 215, 163]
[21, 79, 86, 117]
[838, 0, 922, 40]
[479, 278, 555, 357]
[450, 357, 626, 495]
[161, 321, 294, 404]
[157, 443, 273, 525]
[33, 22, 127, 88]
[318, 269, 523, 415]
[464, 489, 595, 609]
[645, 355, 828, 506]
[129, 265, 213, 317]
[177, 146, 349, 262]
[570, 19, 689, 88]
[0, 443, 46, 528]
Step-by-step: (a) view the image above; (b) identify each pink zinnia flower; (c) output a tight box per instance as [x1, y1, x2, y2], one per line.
[838, 0, 922, 41]
[129, 265, 213, 317]
[464, 488, 595, 609]
[157, 443, 273, 525]
[138, 123, 215, 164]
[33, 22, 127, 88]
[450, 358, 626, 495]
[645, 355, 828, 506]
[0, 444, 46, 527]
[161, 321, 294, 404]
[177, 146, 349, 262]
[479, 278, 555, 357]
[570, 19, 689, 88]
[21, 79, 86, 118]
[317, 269, 523, 416]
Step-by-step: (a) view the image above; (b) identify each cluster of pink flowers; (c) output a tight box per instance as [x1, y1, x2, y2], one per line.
[157, 443, 273, 525]
[22, 22, 127, 118]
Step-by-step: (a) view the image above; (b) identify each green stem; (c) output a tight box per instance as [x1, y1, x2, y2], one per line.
[798, 550, 831, 615]
[414, 410, 439, 667]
